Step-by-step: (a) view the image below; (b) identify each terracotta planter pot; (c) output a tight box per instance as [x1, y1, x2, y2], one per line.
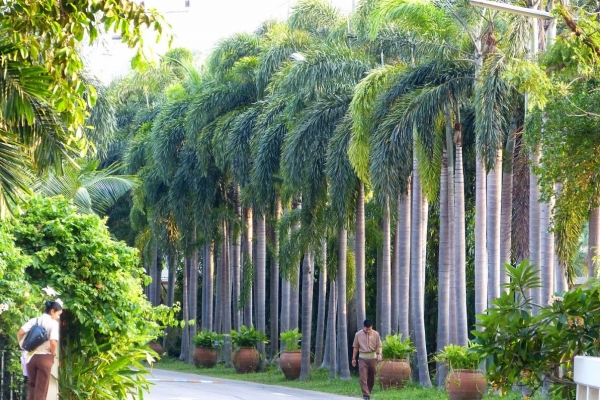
[280, 351, 302, 380]
[148, 342, 163, 360]
[378, 360, 411, 389]
[232, 347, 260, 373]
[193, 347, 218, 368]
[446, 369, 487, 400]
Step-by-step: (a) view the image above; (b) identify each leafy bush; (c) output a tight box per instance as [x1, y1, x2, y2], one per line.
[280, 328, 302, 351]
[381, 334, 415, 361]
[230, 325, 268, 349]
[6, 196, 177, 399]
[194, 329, 224, 349]
[434, 343, 483, 371]
[473, 260, 600, 398]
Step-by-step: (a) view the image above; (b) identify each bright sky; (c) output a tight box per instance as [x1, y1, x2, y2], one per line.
[87, 0, 355, 83]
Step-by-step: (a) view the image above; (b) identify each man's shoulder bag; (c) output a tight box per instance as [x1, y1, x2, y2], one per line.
[22, 318, 48, 351]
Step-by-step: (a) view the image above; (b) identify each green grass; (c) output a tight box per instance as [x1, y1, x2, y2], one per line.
[153, 357, 535, 399]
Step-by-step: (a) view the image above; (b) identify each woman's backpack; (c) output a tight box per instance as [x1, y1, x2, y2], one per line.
[22, 319, 48, 351]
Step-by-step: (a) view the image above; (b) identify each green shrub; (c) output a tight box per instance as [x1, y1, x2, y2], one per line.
[8, 196, 177, 399]
[230, 325, 268, 348]
[280, 328, 302, 351]
[473, 259, 600, 398]
[194, 329, 224, 349]
[434, 344, 483, 371]
[381, 334, 415, 361]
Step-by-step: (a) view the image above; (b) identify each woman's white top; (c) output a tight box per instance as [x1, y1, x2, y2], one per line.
[20, 313, 60, 355]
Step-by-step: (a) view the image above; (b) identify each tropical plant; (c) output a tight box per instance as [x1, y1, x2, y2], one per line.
[472, 260, 600, 398]
[193, 330, 224, 349]
[434, 344, 483, 371]
[280, 328, 302, 352]
[7, 196, 178, 399]
[34, 159, 137, 216]
[381, 334, 415, 361]
[230, 325, 268, 349]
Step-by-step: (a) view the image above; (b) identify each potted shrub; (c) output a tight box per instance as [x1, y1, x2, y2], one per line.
[279, 328, 302, 380]
[230, 325, 268, 373]
[435, 344, 486, 400]
[193, 329, 223, 368]
[378, 334, 415, 389]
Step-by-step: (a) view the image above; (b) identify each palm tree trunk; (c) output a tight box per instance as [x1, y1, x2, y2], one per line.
[381, 197, 392, 338]
[392, 217, 400, 335]
[233, 186, 242, 330]
[475, 152, 488, 324]
[337, 228, 351, 380]
[411, 140, 432, 387]
[443, 106, 456, 345]
[300, 251, 314, 380]
[328, 279, 337, 377]
[223, 222, 232, 367]
[530, 146, 542, 309]
[149, 245, 159, 306]
[455, 126, 468, 345]
[179, 256, 190, 362]
[163, 251, 176, 350]
[314, 238, 327, 367]
[289, 201, 301, 330]
[487, 148, 502, 304]
[376, 246, 382, 333]
[270, 199, 282, 358]
[187, 229, 199, 364]
[555, 183, 568, 292]
[256, 214, 267, 360]
[540, 194, 555, 305]
[437, 148, 450, 387]
[588, 206, 600, 277]
[398, 185, 411, 339]
[244, 207, 253, 326]
[214, 244, 222, 334]
[501, 122, 516, 284]
[207, 243, 215, 331]
[355, 182, 366, 331]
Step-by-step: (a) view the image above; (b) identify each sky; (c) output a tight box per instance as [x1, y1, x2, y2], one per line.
[87, 0, 355, 83]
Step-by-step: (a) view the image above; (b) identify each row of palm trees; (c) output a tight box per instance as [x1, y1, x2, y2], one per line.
[101, 0, 596, 387]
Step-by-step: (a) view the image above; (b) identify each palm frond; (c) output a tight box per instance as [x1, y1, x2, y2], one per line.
[349, 64, 405, 183]
[287, 0, 343, 37]
[476, 52, 510, 170]
[207, 33, 262, 78]
[326, 112, 359, 226]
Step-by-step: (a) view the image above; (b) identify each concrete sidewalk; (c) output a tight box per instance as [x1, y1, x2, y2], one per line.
[145, 368, 358, 399]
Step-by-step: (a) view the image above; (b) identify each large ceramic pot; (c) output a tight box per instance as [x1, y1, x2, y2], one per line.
[280, 351, 302, 380]
[193, 347, 218, 368]
[148, 341, 163, 361]
[232, 347, 260, 373]
[378, 360, 411, 389]
[446, 369, 487, 400]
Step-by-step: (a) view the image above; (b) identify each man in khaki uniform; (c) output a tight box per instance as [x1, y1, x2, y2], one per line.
[351, 319, 382, 400]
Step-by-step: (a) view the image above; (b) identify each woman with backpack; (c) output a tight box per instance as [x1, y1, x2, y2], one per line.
[17, 300, 62, 400]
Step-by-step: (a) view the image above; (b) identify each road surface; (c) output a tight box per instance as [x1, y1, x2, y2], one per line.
[145, 369, 358, 400]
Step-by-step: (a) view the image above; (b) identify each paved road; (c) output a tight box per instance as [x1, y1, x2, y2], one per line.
[145, 369, 358, 400]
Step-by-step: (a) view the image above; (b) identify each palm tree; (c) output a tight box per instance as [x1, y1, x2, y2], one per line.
[34, 159, 137, 215]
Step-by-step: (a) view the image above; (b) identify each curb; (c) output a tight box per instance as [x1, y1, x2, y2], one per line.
[147, 378, 223, 384]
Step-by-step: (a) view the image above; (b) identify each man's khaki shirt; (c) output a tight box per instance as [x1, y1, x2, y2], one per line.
[352, 329, 382, 359]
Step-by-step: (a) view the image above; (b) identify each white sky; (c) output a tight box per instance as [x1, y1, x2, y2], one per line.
[87, 0, 355, 83]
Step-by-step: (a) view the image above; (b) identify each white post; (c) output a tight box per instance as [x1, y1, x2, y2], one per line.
[574, 356, 600, 400]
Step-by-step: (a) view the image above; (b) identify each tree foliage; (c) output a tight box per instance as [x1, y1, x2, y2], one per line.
[5, 196, 176, 399]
